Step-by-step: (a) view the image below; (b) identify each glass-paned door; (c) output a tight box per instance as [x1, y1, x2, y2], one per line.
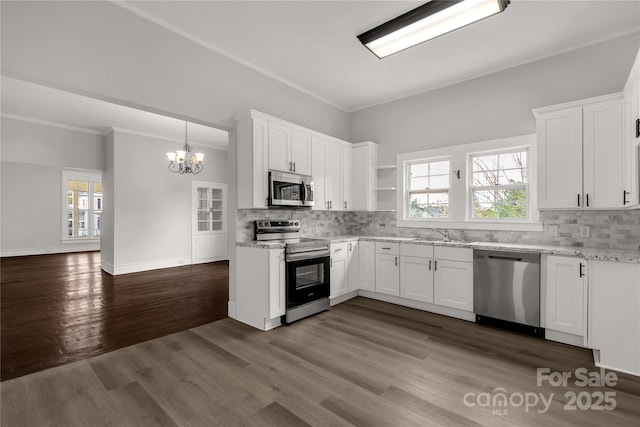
[192, 181, 228, 264]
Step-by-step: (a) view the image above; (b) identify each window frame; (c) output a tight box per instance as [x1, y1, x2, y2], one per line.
[61, 169, 102, 243]
[396, 134, 541, 232]
[405, 156, 452, 220]
[467, 146, 531, 222]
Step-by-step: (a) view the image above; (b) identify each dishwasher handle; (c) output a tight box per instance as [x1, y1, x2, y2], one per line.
[474, 249, 540, 264]
[488, 254, 523, 262]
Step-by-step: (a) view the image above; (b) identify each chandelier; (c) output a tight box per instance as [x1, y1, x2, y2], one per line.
[166, 121, 204, 175]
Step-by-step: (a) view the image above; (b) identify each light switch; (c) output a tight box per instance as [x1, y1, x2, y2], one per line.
[548, 224, 559, 237]
[580, 226, 591, 238]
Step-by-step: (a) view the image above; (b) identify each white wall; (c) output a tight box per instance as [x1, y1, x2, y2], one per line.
[0, 1, 350, 140]
[350, 34, 639, 163]
[102, 129, 228, 274]
[0, 117, 103, 255]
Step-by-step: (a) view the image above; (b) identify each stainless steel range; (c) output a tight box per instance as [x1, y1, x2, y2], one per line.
[255, 220, 330, 324]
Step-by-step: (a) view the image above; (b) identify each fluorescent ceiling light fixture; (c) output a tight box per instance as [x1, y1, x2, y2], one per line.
[358, 0, 510, 59]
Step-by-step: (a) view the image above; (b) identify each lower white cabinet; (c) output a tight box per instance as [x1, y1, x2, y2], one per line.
[358, 241, 376, 291]
[330, 242, 349, 298]
[375, 242, 400, 296]
[399, 244, 434, 303]
[545, 255, 587, 339]
[590, 260, 640, 375]
[432, 247, 473, 312]
[235, 246, 285, 331]
[347, 241, 359, 291]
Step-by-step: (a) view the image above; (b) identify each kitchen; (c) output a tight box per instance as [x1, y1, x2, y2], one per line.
[2, 1, 640, 425]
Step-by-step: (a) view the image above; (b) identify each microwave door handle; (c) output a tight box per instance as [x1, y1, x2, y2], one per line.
[301, 182, 307, 203]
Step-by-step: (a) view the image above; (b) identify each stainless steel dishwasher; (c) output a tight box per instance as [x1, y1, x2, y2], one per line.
[473, 249, 541, 335]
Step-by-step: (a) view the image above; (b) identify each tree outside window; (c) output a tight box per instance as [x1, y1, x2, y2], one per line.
[408, 159, 450, 218]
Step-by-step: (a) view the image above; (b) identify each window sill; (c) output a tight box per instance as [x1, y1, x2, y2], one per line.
[396, 219, 543, 232]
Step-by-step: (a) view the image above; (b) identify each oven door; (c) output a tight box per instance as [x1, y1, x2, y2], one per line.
[285, 252, 330, 309]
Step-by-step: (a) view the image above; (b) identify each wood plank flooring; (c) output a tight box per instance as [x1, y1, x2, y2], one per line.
[1, 252, 228, 381]
[3, 297, 639, 426]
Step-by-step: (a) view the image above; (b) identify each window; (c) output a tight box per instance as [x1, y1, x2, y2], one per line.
[470, 148, 528, 220]
[407, 158, 450, 218]
[62, 170, 102, 241]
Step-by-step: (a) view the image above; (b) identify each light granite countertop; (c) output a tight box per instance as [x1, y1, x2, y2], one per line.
[237, 236, 640, 263]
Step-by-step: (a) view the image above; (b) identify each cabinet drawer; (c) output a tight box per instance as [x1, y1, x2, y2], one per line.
[434, 246, 472, 263]
[331, 242, 348, 261]
[375, 242, 399, 255]
[400, 243, 433, 258]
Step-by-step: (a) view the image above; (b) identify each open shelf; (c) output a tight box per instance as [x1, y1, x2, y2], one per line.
[374, 187, 397, 191]
[376, 164, 397, 170]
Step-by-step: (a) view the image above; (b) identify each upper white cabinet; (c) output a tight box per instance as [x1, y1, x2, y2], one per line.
[544, 255, 587, 342]
[237, 114, 269, 209]
[535, 94, 624, 209]
[590, 260, 640, 376]
[623, 48, 640, 207]
[352, 142, 379, 211]
[268, 121, 312, 175]
[312, 136, 350, 211]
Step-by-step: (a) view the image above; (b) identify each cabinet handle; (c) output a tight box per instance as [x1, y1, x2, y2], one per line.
[293, 162, 296, 172]
[381, 247, 391, 250]
[334, 248, 343, 252]
[395, 256, 398, 266]
[579, 263, 584, 278]
[429, 260, 432, 270]
[434, 260, 438, 271]
[577, 194, 580, 207]
[289, 161, 292, 171]
[348, 243, 352, 252]
[344, 201, 347, 209]
[330, 257, 333, 268]
[636, 118, 640, 138]
[586, 194, 589, 207]
[623, 190, 630, 205]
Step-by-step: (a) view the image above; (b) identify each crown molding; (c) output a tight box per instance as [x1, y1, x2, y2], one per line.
[1, 113, 103, 135]
[109, 126, 228, 151]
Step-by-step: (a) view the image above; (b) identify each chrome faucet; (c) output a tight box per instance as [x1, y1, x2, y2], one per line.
[433, 229, 450, 242]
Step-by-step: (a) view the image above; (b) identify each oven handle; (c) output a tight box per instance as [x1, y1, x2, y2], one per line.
[286, 249, 330, 262]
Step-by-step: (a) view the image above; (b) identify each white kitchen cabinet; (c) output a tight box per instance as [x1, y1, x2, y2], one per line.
[358, 241, 376, 291]
[352, 142, 378, 211]
[235, 246, 285, 331]
[347, 241, 359, 291]
[342, 145, 352, 210]
[236, 114, 269, 209]
[590, 260, 640, 376]
[375, 242, 400, 296]
[535, 94, 624, 209]
[433, 247, 473, 312]
[268, 121, 312, 175]
[623, 47, 640, 207]
[312, 136, 349, 210]
[399, 244, 434, 303]
[330, 242, 348, 298]
[545, 255, 587, 339]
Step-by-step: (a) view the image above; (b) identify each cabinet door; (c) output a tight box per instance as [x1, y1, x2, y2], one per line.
[268, 121, 292, 172]
[268, 249, 285, 318]
[311, 138, 327, 210]
[358, 241, 376, 291]
[375, 253, 399, 296]
[325, 142, 343, 210]
[330, 243, 348, 298]
[545, 256, 586, 336]
[590, 261, 640, 375]
[583, 99, 624, 208]
[291, 129, 312, 175]
[400, 256, 433, 303]
[623, 81, 638, 207]
[342, 145, 352, 210]
[433, 260, 473, 311]
[347, 242, 359, 291]
[537, 108, 583, 209]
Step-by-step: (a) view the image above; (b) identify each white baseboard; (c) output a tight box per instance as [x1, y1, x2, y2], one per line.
[357, 290, 476, 322]
[1, 243, 100, 257]
[107, 256, 193, 275]
[545, 329, 587, 348]
[330, 290, 358, 306]
[101, 261, 115, 275]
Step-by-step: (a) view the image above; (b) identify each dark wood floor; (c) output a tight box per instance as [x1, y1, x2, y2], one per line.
[2, 297, 639, 426]
[1, 252, 228, 381]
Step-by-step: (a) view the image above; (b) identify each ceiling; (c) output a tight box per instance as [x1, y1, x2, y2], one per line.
[0, 77, 229, 148]
[118, 0, 640, 112]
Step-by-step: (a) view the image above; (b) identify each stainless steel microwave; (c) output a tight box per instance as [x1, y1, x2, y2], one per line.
[268, 171, 314, 208]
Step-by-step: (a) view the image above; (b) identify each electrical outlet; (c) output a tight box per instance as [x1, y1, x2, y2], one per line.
[579, 226, 591, 238]
[548, 224, 559, 237]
